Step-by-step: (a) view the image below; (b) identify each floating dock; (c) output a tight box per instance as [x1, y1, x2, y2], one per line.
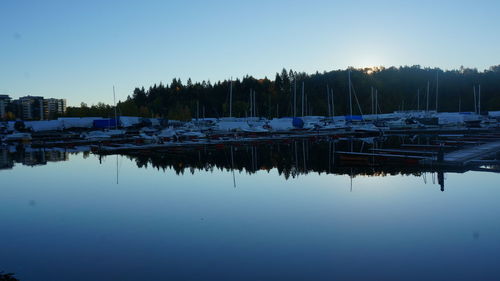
[424, 140, 500, 167]
[441, 140, 500, 166]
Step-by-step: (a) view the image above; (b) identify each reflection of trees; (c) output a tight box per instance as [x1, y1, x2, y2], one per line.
[119, 138, 457, 179]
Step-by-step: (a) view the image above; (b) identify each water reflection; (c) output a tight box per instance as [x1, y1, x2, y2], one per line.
[4, 136, 499, 193]
[0, 145, 85, 170]
[2, 138, 500, 281]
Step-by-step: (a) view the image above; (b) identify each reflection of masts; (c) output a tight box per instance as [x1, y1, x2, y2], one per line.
[231, 146, 236, 188]
[249, 145, 258, 172]
[350, 168, 353, 192]
[328, 141, 332, 173]
[332, 140, 335, 167]
[294, 141, 298, 176]
[254, 146, 258, 171]
[116, 154, 119, 185]
[302, 140, 306, 171]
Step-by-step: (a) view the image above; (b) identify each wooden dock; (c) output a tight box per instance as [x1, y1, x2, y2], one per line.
[429, 140, 500, 167]
[369, 148, 437, 156]
[336, 151, 426, 166]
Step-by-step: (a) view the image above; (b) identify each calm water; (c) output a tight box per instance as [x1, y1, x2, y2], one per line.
[1, 142, 500, 281]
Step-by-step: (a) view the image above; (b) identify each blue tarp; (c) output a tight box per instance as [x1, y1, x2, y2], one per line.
[93, 119, 119, 129]
[292, 117, 304, 128]
[344, 115, 363, 121]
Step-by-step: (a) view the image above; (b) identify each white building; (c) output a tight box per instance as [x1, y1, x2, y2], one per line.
[44, 98, 67, 119]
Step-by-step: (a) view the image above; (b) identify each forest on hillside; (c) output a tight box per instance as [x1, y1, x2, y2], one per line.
[66, 65, 500, 120]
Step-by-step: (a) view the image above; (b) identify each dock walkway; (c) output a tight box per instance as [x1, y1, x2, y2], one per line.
[436, 140, 500, 166]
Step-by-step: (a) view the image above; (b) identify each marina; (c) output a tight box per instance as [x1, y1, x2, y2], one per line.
[3, 105, 500, 281]
[3, 111, 500, 172]
[3, 1, 500, 280]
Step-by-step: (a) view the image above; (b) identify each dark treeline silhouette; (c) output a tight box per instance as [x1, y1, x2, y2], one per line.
[65, 65, 500, 120]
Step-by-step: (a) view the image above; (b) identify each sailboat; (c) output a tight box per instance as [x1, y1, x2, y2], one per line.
[345, 69, 380, 134]
[81, 86, 125, 140]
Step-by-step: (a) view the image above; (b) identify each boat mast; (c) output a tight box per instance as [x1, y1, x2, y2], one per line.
[417, 89, 420, 111]
[327, 84, 331, 117]
[301, 81, 305, 117]
[113, 85, 117, 130]
[426, 81, 430, 112]
[473, 85, 477, 114]
[253, 89, 256, 117]
[249, 89, 252, 118]
[331, 88, 335, 117]
[478, 84, 481, 114]
[348, 69, 352, 117]
[371, 87, 374, 115]
[435, 71, 439, 112]
[229, 79, 233, 118]
[294, 78, 297, 117]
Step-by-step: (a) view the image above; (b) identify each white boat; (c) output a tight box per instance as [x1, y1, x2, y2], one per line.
[241, 124, 270, 133]
[179, 131, 206, 139]
[317, 120, 350, 132]
[138, 132, 161, 144]
[140, 127, 158, 133]
[157, 127, 177, 138]
[385, 118, 423, 130]
[2, 132, 32, 142]
[81, 129, 125, 140]
[351, 123, 381, 133]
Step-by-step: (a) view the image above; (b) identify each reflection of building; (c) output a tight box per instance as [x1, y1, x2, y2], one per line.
[0, 148, 70, 169]
[0, 148, 13, 170]
[44, 98, 67, 119]
[0, 95, 11, 119]
[45, 150, 69, 162]
[22, 150, 47, 166]
[20, 150, 67, 166]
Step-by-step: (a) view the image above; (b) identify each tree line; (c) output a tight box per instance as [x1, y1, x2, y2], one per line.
[65, 65, 500, 120]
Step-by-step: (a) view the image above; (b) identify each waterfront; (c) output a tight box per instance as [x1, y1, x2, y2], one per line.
[1, 143, 500, 281]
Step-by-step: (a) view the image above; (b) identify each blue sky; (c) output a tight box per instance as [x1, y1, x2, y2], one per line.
[1, 0, 499, 105]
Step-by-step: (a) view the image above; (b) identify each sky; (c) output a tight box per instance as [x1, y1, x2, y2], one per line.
[1, 0, 499, 106]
